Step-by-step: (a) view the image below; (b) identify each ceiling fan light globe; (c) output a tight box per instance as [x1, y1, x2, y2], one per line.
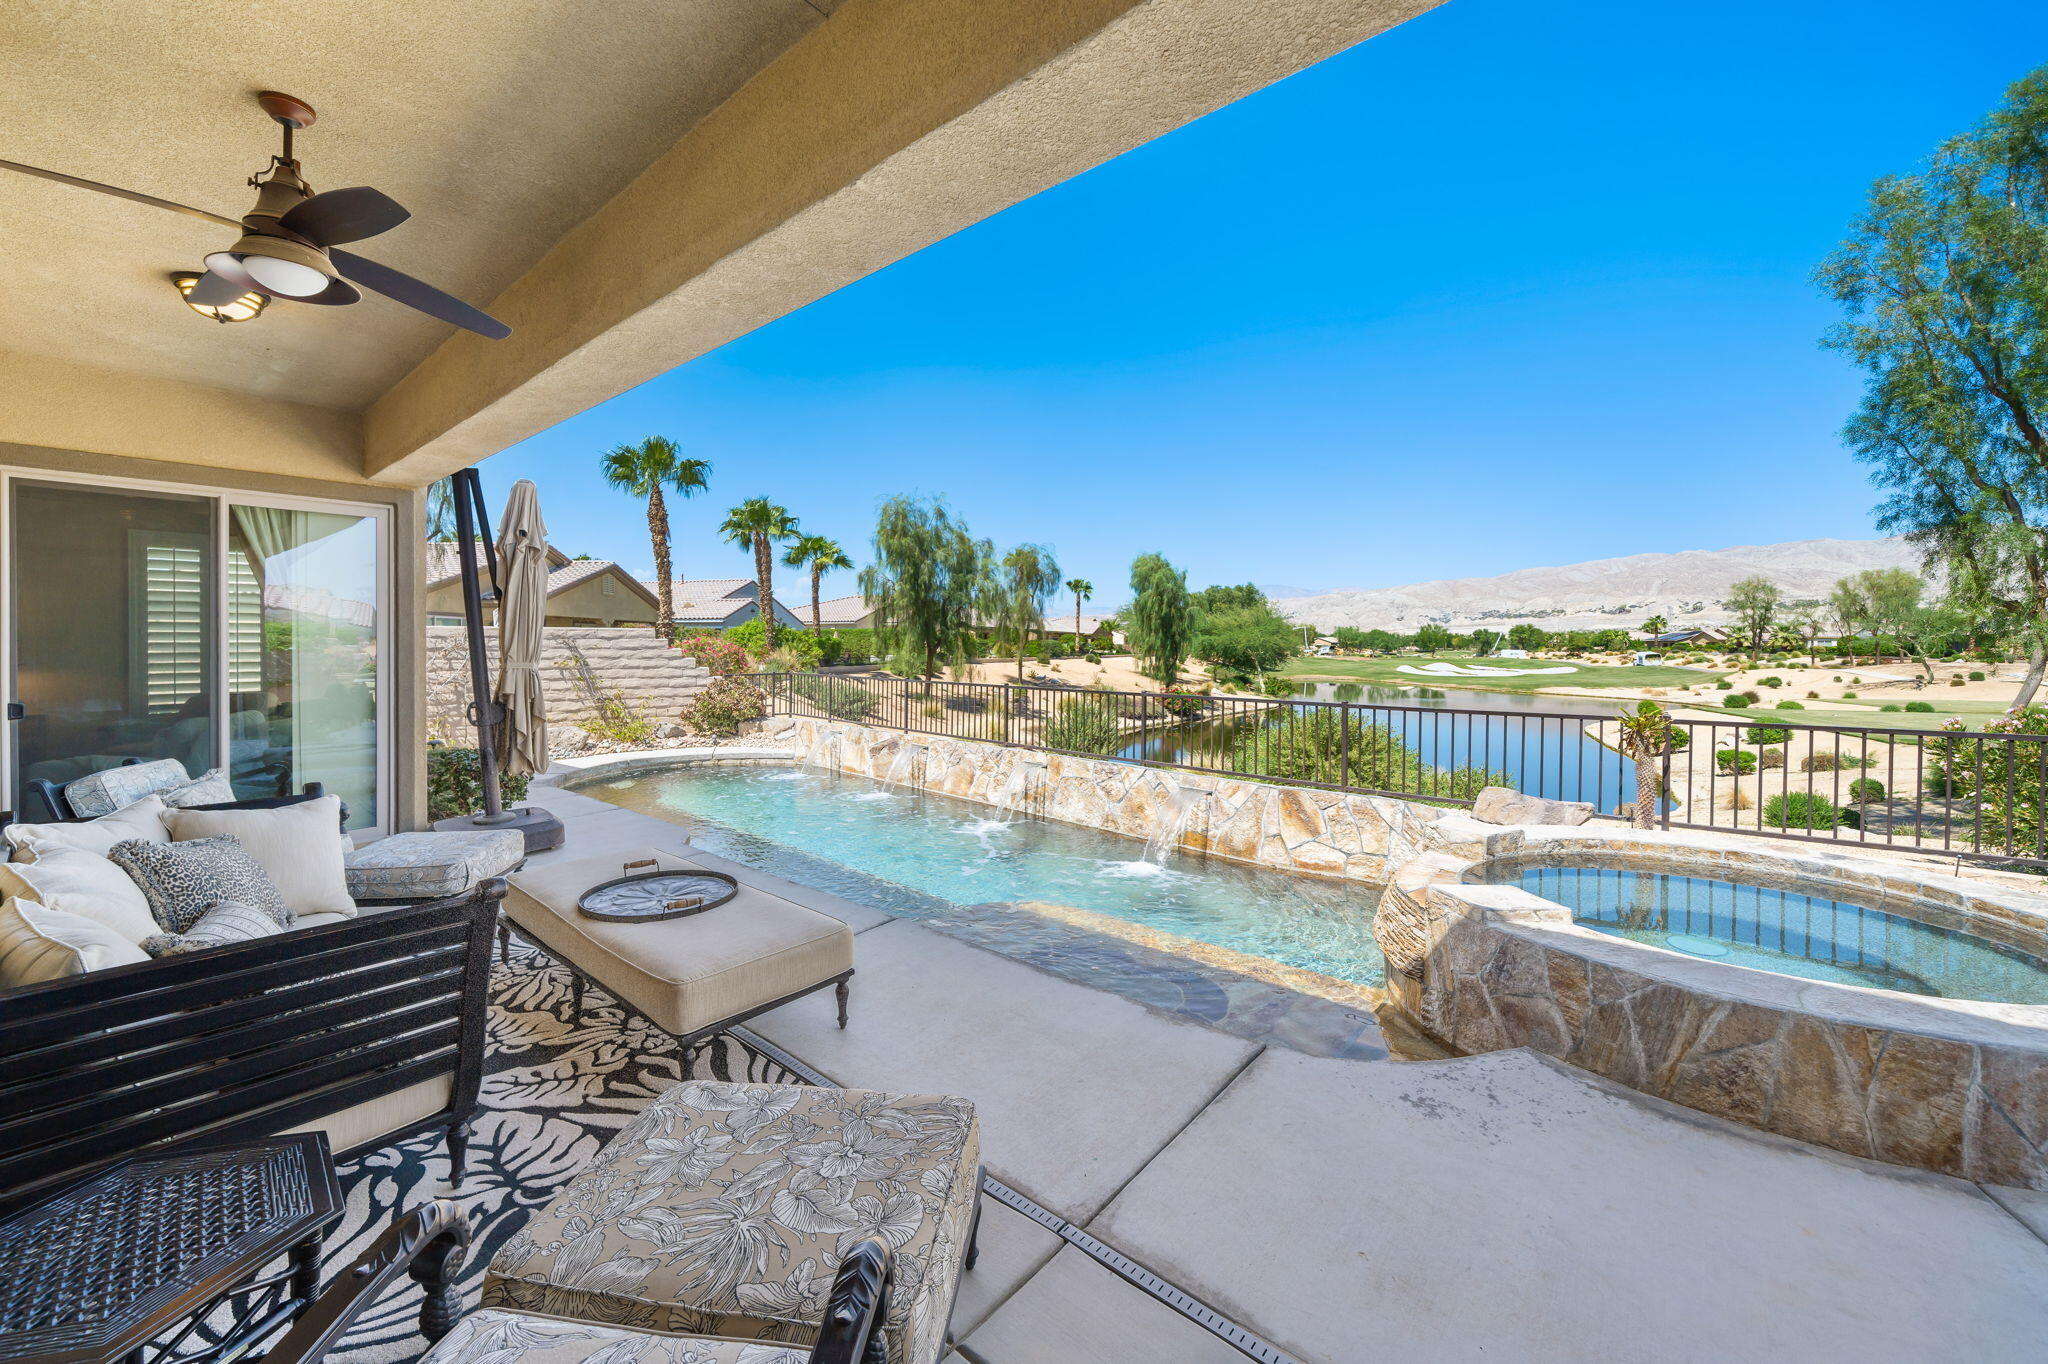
[240, 254, 331, 298]
[201, 251, 261, 291]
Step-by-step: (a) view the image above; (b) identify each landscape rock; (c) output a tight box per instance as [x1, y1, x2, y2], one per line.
[1471, 786, 1596, 826]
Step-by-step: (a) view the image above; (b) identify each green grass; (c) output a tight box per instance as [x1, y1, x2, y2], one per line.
[1281, 654, 1724, 694]
[1672, 702, 1998, 733]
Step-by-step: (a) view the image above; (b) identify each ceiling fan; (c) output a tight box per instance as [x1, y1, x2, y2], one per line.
[0, 90, 510, 338]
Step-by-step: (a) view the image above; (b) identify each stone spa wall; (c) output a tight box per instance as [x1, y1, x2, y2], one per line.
[1373, 825, 2048, 1188]
[749, 715, 1452, 881]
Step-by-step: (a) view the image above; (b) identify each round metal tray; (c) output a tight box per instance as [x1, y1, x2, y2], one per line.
[577, 869, 740, 922]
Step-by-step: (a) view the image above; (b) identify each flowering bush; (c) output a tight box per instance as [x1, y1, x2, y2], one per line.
[683, 675, 766, 736]
[676, 631, 750, 676]
[1930, 705, 2048, 854]
[426, 745, 530, 823]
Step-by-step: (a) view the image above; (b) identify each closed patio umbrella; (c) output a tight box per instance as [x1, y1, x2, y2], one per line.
[494, 479, 549, 778]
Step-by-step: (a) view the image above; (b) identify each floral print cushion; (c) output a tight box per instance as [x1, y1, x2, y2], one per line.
[421, 1310, 807, 1364]
[344, 830, 525, 901]
[484, 1080, 980, 1364]
[63, 759, 190, 818]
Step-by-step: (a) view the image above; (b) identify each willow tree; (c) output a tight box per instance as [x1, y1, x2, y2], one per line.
[783, 534, 853, 633]
[718, 498, 799, 650]
[1127, 552, 1195, 686]
[994, 544, 1062, 679]
[1817, 65, 2048, 703]
[859, 496, 991, 679]
[600, 436, 712, 637]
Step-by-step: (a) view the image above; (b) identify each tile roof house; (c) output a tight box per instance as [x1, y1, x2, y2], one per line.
[427, 543, 662, 628]
[640, 578, 805, 631]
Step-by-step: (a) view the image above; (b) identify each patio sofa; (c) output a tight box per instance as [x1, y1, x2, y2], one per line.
[0, 773, 519, 1219]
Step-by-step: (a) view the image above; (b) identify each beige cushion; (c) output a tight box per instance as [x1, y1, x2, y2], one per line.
[279, 1074, 455, 1156]
[0, 845, 161, 944]
[0, 896, 148, 986]
[165, 797, 354, 920]
[506, 849, 852, 1037]
[5, 794, 169, 862]
[423, 1311, 808, 1364]
[484, 1080, 979, 1364]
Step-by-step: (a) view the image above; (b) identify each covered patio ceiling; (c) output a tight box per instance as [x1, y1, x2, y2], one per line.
[0, 0, 1437, 489]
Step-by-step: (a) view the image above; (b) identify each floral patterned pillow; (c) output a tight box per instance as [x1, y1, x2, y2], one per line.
[108, 836, 292, 935]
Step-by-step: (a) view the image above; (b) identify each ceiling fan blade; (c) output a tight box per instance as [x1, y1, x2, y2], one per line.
[184, 270, 249, 306]
[0, 158, 241, 229]
[329, 248, 510, 339]
[278, 186, 409, 245]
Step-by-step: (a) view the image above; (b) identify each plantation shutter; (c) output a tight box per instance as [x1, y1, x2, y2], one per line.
[227, 550, 263, 695]
[127, 531, 209, 716]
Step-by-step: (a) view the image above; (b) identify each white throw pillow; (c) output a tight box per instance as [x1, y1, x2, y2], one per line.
[0, 896, 148, 986]
[5, 794, 170, 863]
[0, 846, 161, 945]
[164, 796, 354, 920]
[158, 767, 239, 808]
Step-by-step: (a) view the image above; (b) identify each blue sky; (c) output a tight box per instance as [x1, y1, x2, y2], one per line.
[475, 0, 2048, 608]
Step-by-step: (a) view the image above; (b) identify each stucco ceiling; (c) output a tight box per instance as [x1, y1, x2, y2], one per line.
[0, 0, 831, 410]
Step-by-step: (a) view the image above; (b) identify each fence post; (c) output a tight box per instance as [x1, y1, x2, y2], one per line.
[1339, 701, 1352, 791]
[1660, 747, 1673, 830]
[1004, 685, 1015, 745]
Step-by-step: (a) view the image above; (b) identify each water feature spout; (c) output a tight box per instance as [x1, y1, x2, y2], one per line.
[994, 760, 1047, 817]
[1144, 783, 1200, 864]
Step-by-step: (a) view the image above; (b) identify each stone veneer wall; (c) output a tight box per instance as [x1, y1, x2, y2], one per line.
[1371, 825, 2048, 1187]
[426, 626, 710, 745]
[749, 715, 1453, 881]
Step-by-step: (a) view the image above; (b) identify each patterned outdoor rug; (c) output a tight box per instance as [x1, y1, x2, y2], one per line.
[314, 940, 806, 1364]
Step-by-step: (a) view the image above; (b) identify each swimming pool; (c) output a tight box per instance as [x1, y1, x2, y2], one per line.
[1473, 862, 2048, 1004]
[574, 762, 1386, 984]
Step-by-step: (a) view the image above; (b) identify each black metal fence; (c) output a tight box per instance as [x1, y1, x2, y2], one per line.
[752, 672, 2048, 867]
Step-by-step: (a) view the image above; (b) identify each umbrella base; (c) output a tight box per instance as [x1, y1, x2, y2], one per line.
[433, 805, 566, 854]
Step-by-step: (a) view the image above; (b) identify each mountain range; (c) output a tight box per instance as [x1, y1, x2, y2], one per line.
[1272, 537, 1926, 634]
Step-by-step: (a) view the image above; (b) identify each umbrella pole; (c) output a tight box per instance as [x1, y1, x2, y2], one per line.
[452, 468, 508, 822]
[432, 468, 565, 853]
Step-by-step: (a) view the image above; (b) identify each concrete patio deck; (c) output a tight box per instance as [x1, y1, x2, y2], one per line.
[520, 779, 2048, 1363]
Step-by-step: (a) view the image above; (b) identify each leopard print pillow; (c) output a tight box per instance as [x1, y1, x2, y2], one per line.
[108, 836, 292, 935]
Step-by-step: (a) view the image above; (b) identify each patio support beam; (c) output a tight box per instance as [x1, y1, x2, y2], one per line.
[363, 0, 1436, 487]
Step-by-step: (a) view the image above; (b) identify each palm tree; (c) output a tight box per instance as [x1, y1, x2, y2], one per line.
[600, 437, 712, 637]
[1613, 700, 1682, 829]
[719, 498, 800, 649]
[1065, 578, 1092, 653]
[783, 534, 853, 633]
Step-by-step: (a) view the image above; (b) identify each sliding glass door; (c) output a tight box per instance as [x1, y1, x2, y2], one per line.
[9, 482, 219, 807]
[5, 471, 388, 831]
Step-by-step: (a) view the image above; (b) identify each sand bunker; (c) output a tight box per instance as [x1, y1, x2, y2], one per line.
[1396, 662, 1580, 678]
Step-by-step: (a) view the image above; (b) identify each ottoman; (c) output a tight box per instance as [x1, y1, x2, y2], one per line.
[484, 1080, 982, 1364]
[505, 848, 854, 1043]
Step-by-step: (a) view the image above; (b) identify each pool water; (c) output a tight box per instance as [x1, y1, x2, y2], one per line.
[1478, 863, 2048, 1004]
[580, 763, 1385, 984]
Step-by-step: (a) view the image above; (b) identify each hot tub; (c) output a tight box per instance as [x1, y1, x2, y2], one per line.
[1373, 824, 2048, 1186]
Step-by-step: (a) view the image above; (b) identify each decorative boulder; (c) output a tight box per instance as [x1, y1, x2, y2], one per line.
[1471, 786, 1595, 827]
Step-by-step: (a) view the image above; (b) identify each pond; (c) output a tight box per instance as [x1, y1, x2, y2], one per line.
[1120, 682, 1644, 814]
[580, 762, 1387, 985]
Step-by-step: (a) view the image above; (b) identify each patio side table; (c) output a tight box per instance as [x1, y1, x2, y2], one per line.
[0, 1134, 342, 1364]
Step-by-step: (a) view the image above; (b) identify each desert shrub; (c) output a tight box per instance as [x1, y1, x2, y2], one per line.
[1926, 705, 2048, 850]
[684, 675, 767, 736]
[1759, 676, 1783, 688]
[1762, 791, 1846, 831]
[1881, 703, 1902, 713]
[1723, 786, 1755, 811]
[1158, 686, 1211, 718]
[1833, 675, 1843, 682]
[1716, 748, 1757, 775]
[1261, 674, 1298, 698]
[582, 691, 659, 747]
[922, 701, 943, 718]
[676, 631, 751, 676]
[1745, 725, 1791, 745]
[1806, 690, 1820, 699]
[1970, 670, 1987, 681]
[1041, 695, 1123, 755]
[1950, 676, 1966, 687]
[1722, 693, 1752, 709]
[1231, 709, 1504, 799]
[789, 673, 877, 721]
[1758, 747, 1786, 769]
[1715, 681, 1734, 691]
[426, 745, 531, 823]
[1799, 751, 1875, 772]
[1848, 778, 1886, 803]
[1904, 701, 1936, 713]
[1776, 700, 1804, 710]
[1843, 691, 1858, 699]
